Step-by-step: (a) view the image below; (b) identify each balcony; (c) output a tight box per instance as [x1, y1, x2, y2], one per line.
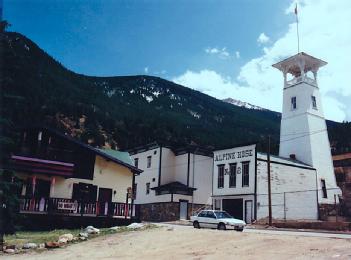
[19, 197, 135, 218]
[285, 75, 317, 88]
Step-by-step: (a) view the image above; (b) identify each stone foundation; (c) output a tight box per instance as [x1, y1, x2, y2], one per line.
[138, 202, 206, 222]
[319, 203, 340, 221]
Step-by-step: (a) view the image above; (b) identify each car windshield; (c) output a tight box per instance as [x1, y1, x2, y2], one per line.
[214, 211, 233, 219]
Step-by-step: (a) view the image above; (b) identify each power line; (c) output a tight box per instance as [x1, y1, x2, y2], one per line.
[279, 129, 327, 143]
[280, 128, 328, 137]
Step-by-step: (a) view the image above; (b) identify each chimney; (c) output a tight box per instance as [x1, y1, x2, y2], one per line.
[289, 154, 296, 160]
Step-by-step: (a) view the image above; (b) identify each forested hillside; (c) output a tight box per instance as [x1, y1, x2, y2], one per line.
[1, 31, 350, 154]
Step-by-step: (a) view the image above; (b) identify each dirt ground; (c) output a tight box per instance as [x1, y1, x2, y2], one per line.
[3, 226, 351, 260]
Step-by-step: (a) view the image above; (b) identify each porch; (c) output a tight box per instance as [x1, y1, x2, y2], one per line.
[19, 197, 136, 219]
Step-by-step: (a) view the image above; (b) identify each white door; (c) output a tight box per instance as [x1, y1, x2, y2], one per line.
[180, 201, 188, 220]
[245, 200, 253, 224]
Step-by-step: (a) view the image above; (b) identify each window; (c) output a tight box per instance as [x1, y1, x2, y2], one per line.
[147, 156, 152, 168]
[291, 96, 297, 110]
[217, 165, 224, 188]
[311, 96, 317, 109]
[198, 211, 207, 217]
[207, 211, 216, 219]
[321, 179, 327, 198]
[146, 183, 150, 195]
[134, 158, 139, 168]
[229, 163, 237, 188]
[242, 162, 250, 187]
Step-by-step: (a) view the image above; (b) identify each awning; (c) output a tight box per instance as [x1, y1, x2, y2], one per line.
[151, 181, 196, 196]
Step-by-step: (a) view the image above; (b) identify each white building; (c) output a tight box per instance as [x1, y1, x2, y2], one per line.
[128, 143, 213, 221]
[273, 52, 341, 204]
[213, 143, 318, 223]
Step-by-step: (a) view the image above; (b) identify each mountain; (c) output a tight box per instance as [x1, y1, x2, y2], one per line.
[222, 98, 269, 111]
[1, 31, 350, 154]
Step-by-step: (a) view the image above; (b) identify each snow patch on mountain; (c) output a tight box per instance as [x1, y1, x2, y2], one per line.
[222, 98, 267, 111]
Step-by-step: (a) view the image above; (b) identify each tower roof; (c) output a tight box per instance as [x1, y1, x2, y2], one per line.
[272, 52, 327, 77]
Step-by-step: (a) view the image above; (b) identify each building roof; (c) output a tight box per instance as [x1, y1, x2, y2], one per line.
[127, 142, 213, 157]
[333, 152, 351, 161]
[98, 148, 134, 167]
[272, 52, 327, 77]
[21, 126, 142, 174]
[257, 152, 315, 170]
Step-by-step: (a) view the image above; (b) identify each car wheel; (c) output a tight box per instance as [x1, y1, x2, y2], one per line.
[218, 223, 226, 230]
[236, 228, 244, 232]
[193, 221, 200, 229]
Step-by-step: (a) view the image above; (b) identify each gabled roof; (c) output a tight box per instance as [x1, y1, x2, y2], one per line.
[98, 148, 134, 167]
[21, 126, 142, 174]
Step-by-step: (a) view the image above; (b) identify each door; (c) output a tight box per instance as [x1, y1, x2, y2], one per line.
[179, 200, 188, 220]
[222, 199, 243, 220]
[205, 211, 218, 228]
[245, 200, 253, 224]
[98, 188, 112, 216]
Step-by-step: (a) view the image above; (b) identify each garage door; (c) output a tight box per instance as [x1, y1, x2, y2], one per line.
[222, 199, 243, 220]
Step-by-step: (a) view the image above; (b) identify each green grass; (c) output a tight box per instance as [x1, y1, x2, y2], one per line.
[4, 224, 158, 247]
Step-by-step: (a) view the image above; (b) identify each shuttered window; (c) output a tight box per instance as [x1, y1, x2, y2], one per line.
[242, 162, 250, 187]
[229, 163, 237, 188]
[218, 165, 224, 188]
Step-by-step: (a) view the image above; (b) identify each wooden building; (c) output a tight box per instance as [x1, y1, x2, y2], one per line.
[3, 127, 141, 228]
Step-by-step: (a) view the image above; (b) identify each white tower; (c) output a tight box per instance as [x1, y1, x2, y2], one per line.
[273, 52, 341, 204]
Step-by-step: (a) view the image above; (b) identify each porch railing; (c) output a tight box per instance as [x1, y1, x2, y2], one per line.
[20, 197, 134, 218]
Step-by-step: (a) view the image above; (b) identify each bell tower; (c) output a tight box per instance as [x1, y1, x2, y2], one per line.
[273, 52, 340, 204]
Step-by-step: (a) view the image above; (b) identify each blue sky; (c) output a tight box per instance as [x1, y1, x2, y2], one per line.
[3, 0, 351, 121]
[4, 0, 290, 76]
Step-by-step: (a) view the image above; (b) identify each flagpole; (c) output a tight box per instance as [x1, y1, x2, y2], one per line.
[295, 4, 300, 53]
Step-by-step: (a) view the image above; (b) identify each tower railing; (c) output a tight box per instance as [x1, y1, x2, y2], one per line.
[285, 75, 317, 88]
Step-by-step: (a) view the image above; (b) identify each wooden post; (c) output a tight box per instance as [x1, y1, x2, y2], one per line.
[267, 136, 272, 226]
[283, 192, 286, 222]
[0, 190, 4, 252]
[125, 192, 128, 219]
[334, 194, 338, 222]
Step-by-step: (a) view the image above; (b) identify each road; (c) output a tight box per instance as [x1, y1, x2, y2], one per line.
[159, 222, 351, 239]
[3, 224, 351, 260]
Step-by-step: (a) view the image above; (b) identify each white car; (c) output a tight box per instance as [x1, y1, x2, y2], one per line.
[190, 210, 246, 231]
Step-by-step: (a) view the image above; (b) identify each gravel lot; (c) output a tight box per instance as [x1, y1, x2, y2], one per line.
[3, 225, 351, 260]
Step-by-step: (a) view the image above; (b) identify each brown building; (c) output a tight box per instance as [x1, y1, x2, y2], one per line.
[333, 153, 351, 218]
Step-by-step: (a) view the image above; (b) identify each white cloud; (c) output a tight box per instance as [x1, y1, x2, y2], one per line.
[174, 0, 351, 122]
[235, 51, 240, 59]
[172, 70, 278, 109]
[144, 67, 149, 73]
[257, 33, 270, 44]
[205, 47, 231, 59]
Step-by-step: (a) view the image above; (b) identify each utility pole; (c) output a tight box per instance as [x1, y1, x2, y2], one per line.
[267, 135, 272, 226]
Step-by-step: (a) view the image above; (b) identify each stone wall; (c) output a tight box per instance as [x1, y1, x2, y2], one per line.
[138, 202, 206, 222]
[139, 202, 179, 222]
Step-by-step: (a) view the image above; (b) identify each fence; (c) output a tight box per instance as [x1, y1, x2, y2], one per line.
[256, 188, 342, 221]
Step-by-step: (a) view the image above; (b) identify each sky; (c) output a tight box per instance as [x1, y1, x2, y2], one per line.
[3, 0, 351, 122]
